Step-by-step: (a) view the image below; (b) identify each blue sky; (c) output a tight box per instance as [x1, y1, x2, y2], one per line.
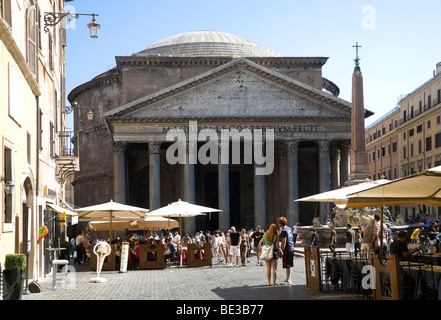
[64, 0, 441, 129]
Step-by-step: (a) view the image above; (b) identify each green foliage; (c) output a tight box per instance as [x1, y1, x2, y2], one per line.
[4, 254, 26, 270]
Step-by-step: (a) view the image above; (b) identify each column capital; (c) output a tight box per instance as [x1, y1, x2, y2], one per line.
[318, 140, 330, 153]
[330, 146, 341, 161]
[339, 141, 351, 155]
[149, 142, 161, 154]
[286, 140, 299, 153]
[113, 141, 128, 154]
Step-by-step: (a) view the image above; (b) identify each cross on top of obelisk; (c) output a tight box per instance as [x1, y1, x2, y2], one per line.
[353, 42, 361, 66]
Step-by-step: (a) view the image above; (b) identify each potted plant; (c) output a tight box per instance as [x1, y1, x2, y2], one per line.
[3, 254, 26, 300]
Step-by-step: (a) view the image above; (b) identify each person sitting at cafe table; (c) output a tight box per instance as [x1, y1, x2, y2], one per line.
[390, 231, 419, 260]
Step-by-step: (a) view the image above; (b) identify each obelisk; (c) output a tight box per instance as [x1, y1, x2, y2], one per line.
[346, 42, 369, 185]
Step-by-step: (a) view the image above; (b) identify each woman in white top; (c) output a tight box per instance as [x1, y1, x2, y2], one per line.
[219, 232, 229, 265]
[212, 233, 222, 264]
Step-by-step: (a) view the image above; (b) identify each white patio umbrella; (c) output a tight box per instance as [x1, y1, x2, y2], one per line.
[295, 179, 390, 208]
[76, 200, 149, 241]
[345, 166, 441, 208]
[147, 199, 222, 266]
[129, 217, 179, 231]
[87, 217, 179, 232]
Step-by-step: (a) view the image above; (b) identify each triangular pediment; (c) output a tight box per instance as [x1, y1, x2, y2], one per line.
[104, 58, 352, 120]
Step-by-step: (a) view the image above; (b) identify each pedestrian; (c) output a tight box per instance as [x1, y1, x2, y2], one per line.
[292, 222, 300, 246]
[361, 221, 374, 259]
[345, 224, 355, 258]
[75, 231, 86, 264]
[258, 223, 282, 286]
[411, 227, 424, 244]
[354, 226, 362, 257]
[228, 226, 241, 267]
[371, 214, 388, 255]
[277, 217, 294, 285]
[329, 226, 337, 257]
[239, 228, 249, 266]
[246, 229, 253, 263]
[212, 232, 222, 264]
[219, 232, 229, 265]
[251, 226, 264, 266]
[310, 228, 319, 247]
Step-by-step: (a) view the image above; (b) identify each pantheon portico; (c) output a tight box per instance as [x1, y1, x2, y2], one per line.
[68, 31, 371, 234]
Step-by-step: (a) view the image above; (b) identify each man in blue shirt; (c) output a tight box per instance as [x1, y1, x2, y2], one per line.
[277, 217, 294, 285]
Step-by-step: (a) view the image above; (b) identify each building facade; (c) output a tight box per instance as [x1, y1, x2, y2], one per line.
[69, 31, 371, 234]
[1, 0, 70, 280]
[366, 62, 441, 220]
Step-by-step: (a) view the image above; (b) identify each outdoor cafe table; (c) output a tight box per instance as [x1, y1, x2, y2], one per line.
[410, 253, 441, 266]
[400, 259, 441, 300]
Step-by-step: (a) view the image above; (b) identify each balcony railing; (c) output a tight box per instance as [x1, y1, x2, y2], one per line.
[57, 131, 76, 156]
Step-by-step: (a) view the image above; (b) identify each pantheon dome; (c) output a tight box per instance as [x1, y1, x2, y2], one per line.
[135, 30, 282, 58]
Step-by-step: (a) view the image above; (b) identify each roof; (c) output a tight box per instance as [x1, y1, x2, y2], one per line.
[135, 30, 282, 58]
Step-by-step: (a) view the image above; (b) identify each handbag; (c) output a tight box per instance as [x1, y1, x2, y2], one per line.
[261, 244, 274, 261]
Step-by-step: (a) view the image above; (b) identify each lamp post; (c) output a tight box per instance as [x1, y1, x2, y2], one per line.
[1, 176, 14, 196]
[44, 12, 100, 39]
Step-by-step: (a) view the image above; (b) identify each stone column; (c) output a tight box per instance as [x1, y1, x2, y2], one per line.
[254, 141, 266, 229]
[318, 140, 331, 223]
[340, 142, 350, 186]
[149, 142, 161, 210]
[287, 141, 299, 225]
[113, 142, 127, 204]
[184, 142, 196, 235]
[218, 142, 230, 232]
[330, 146, 340, 190]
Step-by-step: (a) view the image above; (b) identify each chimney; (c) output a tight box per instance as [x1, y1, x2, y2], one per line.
[437, 62, 441, 76]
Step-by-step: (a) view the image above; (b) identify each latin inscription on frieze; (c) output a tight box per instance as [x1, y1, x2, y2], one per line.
[162, 124, 319, 134]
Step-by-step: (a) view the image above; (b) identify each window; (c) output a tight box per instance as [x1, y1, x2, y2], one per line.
[426, 136, 432, 152]
[435, 132, 441, 149]
[39, 109, 43, 151]
[0, 0, 12, 27]
[373, 151, 376, 161]
[417, 125, 422, 133]
[2, 140, 14, 230]
[418, 140, 422, 154]
[428, 120, 431, 129]
[381, 146, 385, 157]
[27, 132, 31, 164]
[438, 116, 441, 125]
[410, 143, 414, 157]
[395, 120, 398, 128]
[409, 128, 414, 137]
[48, 33, 54, 70]
[403, 146, 407, 159]
[419, 101, 422, 113]
[392, 141, 397, 153]
[428, 95, 431, 109]
[382, 127, 386, 135]
[394, 168, 397, 179]
[403, 132, 407, 139]
[26, 7, 37, 75]
[50, 121, 55, 159]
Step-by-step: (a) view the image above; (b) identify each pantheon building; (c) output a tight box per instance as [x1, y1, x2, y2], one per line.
[68, 31, 371, 234]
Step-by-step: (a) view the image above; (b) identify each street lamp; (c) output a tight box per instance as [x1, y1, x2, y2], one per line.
[44, 12, 100, 39]
[0, 175, 14, 195]
[66, 102, 94, 121]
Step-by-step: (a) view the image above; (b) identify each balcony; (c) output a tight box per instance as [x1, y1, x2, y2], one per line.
[55, 131, 79, 183]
